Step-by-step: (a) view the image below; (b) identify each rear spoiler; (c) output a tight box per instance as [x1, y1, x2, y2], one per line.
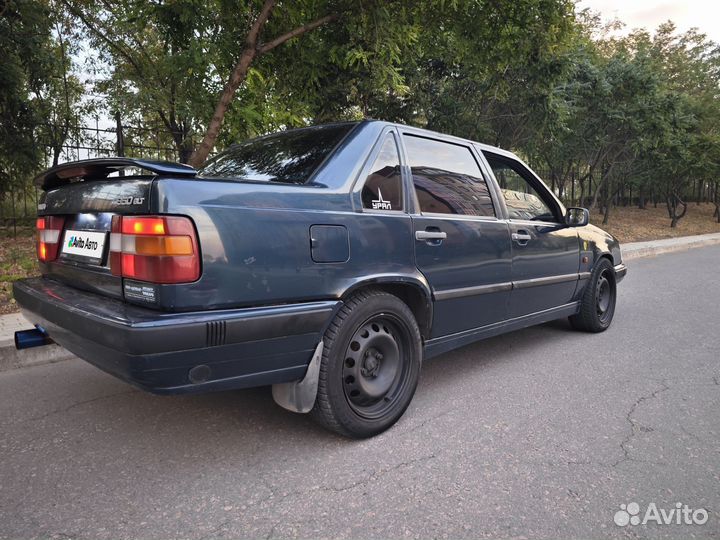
[35, 158, 197, 190]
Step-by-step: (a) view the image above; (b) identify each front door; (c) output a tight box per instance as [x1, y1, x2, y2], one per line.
[483, 152, 580, 319]
[403, 133, 513, 338]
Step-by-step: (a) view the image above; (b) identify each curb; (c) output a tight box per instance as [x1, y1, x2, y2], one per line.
[621, 232, 720, 261]
[1, 232, 719, 373]
[0, 338, 75, 372]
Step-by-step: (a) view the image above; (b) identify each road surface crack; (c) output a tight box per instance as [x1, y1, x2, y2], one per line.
[246, 452, 438, 514]
[322, 453, 437, 493]
[612, 379, 670, 468]
[17, 389, 137, 424]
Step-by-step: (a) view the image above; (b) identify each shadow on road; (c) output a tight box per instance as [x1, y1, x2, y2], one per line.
[19, 317, 579, 446]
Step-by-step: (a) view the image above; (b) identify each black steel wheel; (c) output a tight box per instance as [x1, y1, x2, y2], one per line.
[311, 289, 422, 438]
[570, 258, 617, 332]
[342, 314, 412, 419]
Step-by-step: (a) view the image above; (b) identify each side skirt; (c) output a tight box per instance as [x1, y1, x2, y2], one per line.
[424, 302, 580, 360]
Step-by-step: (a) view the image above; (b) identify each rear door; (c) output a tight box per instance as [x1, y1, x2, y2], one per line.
[482, 151, 580, 318]
[402, 133, 512, 338]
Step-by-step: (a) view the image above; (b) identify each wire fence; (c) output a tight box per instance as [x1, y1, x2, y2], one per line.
[0, 119, 179, 237]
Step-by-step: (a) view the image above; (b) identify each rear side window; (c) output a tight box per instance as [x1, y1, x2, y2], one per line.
[404, 135, 495, 217]
[198, 124, 354, 184]
[361, 134, 403, 211]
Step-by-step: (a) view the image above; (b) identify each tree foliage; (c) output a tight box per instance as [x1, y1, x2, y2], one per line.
[2, 0, 720, 227]
[1, 0, 86, 198]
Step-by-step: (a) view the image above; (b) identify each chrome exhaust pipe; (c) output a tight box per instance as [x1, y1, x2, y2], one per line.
[14, 327, 53, 350]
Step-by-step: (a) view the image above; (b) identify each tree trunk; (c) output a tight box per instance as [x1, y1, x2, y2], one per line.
[590, 177, 603, 210]
[189, 49, 260, 168]
[602, 203, 610, 225]
[638, 186, 646, 209]
[187, 3, 338, 168]
[601, 183, 612, 225]
[667, 194, 688, 228]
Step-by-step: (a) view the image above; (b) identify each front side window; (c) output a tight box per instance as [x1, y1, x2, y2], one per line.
[361, 135, 403, 211]
[404, 135, 495, 217]
[484, 154, 557, 222]
[198, 124, 354, 184]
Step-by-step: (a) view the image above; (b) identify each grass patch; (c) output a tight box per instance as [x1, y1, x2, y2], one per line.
[590, 203, 720, 243]
[0, 229, 38, 315]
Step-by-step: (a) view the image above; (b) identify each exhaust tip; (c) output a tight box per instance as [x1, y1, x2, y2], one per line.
[15, 327, 54, 350]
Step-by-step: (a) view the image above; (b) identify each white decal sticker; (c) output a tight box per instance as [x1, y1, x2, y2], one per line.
[371, 189, 392, 210]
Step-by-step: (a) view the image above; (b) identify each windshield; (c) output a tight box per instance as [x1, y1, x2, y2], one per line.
[197, 123, 355, 184]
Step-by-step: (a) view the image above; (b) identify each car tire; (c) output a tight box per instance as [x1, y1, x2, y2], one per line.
[311, 289, 422, 438]
[569, 257, 617, 333]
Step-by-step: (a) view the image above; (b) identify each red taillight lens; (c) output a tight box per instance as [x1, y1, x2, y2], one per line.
[109, 215, 200, 284]
[121, 217, 166, 235]
[36, 216, 65, 262]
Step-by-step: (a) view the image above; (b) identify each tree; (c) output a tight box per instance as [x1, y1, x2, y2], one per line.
[62, 0, 415, 166]
[188, 0, 338, 167]
[0, 0, 53, 197]
[31, 6, 87, 166]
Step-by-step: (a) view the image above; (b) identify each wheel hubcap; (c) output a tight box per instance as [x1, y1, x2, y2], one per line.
[342, 316, 407, 418]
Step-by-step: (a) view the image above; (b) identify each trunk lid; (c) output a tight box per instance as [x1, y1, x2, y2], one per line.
[35, 159, 197, 300]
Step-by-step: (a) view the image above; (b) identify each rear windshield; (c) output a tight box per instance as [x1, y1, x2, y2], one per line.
[197, 124, 355, 184]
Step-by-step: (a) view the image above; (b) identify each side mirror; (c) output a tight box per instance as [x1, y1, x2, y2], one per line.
[565, 207, 589, 227]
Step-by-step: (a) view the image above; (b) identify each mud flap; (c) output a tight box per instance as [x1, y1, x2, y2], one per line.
[272, 341, 323, 413]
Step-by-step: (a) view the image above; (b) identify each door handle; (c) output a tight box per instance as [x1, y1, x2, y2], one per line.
[415, 230, 447, 241]
[512, 231, 532, 244]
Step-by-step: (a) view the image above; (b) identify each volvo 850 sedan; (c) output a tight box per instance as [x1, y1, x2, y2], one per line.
[14, 120, 626, 437]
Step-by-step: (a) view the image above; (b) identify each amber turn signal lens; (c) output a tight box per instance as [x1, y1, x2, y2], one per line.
[133, 236, 194, 256]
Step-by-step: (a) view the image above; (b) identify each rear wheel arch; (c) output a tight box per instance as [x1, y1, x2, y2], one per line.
[341, 279, 432, 340]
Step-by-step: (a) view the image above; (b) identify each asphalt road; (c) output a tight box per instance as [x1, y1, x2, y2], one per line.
[1, 246, 719, 540]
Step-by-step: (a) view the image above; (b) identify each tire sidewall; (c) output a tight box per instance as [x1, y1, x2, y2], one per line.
[591, 259, 617, 330]
[323, 294, 422, 437]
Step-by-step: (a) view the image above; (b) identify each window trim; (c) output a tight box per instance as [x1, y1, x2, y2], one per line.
[401, 132, 498, 219]
[481, 151, 565, 224]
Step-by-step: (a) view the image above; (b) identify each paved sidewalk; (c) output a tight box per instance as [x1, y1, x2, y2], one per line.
[0, 312, 73, 371]
[1, 231, 719, 371]
[0, 312, 32, 342]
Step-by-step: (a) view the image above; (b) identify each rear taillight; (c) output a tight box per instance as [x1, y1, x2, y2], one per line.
[109, 215, 200, 284]
[36, 216, 65, 262]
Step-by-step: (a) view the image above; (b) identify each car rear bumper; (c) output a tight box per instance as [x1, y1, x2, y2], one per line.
[13, 277, 340, 394]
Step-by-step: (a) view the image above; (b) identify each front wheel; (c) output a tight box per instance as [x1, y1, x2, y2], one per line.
[311, 290, 422, 438]
[570, 258, 617, 332]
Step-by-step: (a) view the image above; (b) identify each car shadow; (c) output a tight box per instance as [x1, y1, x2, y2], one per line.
[26, 317, 579, 448]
